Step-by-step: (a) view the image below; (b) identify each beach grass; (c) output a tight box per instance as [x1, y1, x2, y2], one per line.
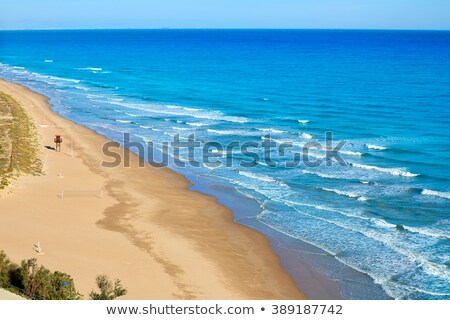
[0, 92, 42, 189]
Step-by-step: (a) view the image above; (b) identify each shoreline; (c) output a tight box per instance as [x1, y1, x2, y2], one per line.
[188, 176, 389, 300]
[0, 78, 307, 299]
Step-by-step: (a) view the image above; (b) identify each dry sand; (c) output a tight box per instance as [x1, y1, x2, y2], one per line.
[0, 289, 25, 300]
[0, 79, 305, 300]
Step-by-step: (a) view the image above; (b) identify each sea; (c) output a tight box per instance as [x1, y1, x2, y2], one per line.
[1, 29, 449, 299]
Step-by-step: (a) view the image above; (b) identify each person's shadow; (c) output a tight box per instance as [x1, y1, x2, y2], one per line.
[45, 145, 56, 151]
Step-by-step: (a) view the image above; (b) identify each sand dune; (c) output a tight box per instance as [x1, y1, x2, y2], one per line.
[0, 289, 25, 300]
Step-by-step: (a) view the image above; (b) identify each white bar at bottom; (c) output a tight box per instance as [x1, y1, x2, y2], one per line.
[0, 300, 448, 320]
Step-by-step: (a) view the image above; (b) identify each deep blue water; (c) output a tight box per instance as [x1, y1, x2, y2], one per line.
[1, 29, 449, 299]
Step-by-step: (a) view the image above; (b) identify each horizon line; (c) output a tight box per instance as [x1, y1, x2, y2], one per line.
[1, 27, 450, 32]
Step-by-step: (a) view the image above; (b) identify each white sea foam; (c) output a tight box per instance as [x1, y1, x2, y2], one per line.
[77, 67, 103, 71]
[321, 188, 361, 198]
[366, 144, 387, 150]
[44, 60, 53, 63]
[371, 219, 397, 229]
[125, 112, 139, 117]
[301, 132, 313, 139]
[208, 129, 236, 135]
[107, 101, 249, 123]
[339, 150, 363, 156]
[284, 200, 450, 283]
[238, 171, 277, 183]
[298, 120, 310, 124]
[351, 163, 419, 177]
[302, 170, 341, 179]
[172, 126, 191, 131]
[209, 150, 224, 155]
[186, 122, 208, 127]
[269, 198, 450, 299]
[283, 199, 368, 221]
[405, 225, 450, 239]
[219, 116, 249, 123]
[207, 129, 252, 136]
[277, 199, 450, 283]
[272, 138, 290, 145]
[115, 120, 131, 123]
[183, 107, 201, 111]
[75, 86, 90, 91]
[421, 189, 450, 200]
[348, 212, 450, 240]
[257, 128, 284, 134]
[257, 161, 272, 167]
[305, 150, 327, 159]
[139, 125, 151, 129]
[86, 94, 102, 99]
[34, 74, 81, 83]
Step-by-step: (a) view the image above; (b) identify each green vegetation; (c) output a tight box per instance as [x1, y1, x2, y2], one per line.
[90, 274, 128, 300]
[0, 250, 81, 299]
[0, 92, 42, 190]
[0, 251, 13, 288]
[0, 250, 127, 300]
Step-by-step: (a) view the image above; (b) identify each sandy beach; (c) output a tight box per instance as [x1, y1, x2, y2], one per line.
[0, 78, 305, 300]
[0, 289, 25, 300]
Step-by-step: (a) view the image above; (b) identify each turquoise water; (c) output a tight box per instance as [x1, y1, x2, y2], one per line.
[1, 30, 449, 299]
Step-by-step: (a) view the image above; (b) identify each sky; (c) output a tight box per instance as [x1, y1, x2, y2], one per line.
[1, 0, 450, 30]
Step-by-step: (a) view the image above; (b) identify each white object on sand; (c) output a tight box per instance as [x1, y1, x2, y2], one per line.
[34, 242, 42, 254]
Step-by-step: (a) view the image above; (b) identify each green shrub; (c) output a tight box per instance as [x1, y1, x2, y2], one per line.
[90, 274, 127, 300]
[12, 258, 82, 300]
[1, 251, 82, 300]
[0, 250, 15, 287]
[1, 251, 126, 300]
